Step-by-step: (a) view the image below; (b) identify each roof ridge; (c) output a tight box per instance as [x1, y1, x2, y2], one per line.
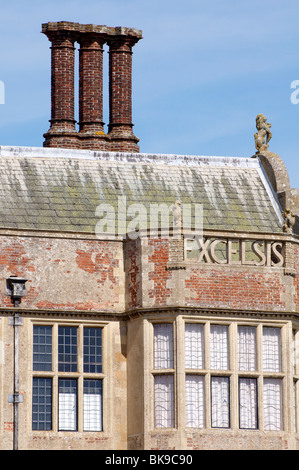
[0, 145, 257, 168]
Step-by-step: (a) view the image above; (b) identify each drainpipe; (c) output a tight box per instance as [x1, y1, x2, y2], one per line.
[6, 276, 27, 450]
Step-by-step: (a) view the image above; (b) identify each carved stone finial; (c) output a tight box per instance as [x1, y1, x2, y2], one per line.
[254, 113, 272, 153]
[282, 209, 295, 233]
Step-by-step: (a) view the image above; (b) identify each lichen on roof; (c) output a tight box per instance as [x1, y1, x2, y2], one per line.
[0, 146, 283, 234]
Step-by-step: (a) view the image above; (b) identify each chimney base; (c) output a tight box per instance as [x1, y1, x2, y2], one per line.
[108, 125, 140, 153]
[43, 121, 80, 149]
[78, 128, 110, 151]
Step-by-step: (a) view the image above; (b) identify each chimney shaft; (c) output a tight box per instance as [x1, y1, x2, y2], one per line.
[78, 34, 108, 150]
[108, 36, 140, 153]
[42, 22, 142, 152]
[43, 29, 79, 149]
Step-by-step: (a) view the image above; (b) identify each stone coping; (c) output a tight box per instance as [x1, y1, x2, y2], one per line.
[42, 21, 142, 39]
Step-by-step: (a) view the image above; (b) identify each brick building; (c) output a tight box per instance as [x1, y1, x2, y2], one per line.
[0, 22, 298, 450]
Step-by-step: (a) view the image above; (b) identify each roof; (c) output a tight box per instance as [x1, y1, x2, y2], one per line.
[0, 145, 283, 235]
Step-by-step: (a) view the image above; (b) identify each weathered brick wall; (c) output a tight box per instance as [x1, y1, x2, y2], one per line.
[147, 238, 172, 306]
[1, 232, 296, 313]
[128, 236, 298, 312]
[125, 238, 141, 310]
[0, 236, 124, 312]
[184, 267, 286, 311]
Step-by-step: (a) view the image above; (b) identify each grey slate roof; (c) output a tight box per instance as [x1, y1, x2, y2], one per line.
[0, 146, 283, 234]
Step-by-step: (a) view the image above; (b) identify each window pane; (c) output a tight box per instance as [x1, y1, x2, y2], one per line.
[84, 379, 103, 431]
[58, 326, 77, 372]
[292, 330, 299, 376]
[58, 379, 77, 431]
[238, 326, 256, 371]
[33, 325, 52, 371]
[239, 378, 257, 429]
[185, 324, 204, 369]
[262, 327, 281, 372]
[154, 375, 174, 428]
[211, 377, 230, 428]
[154, 324, 174, 369]
[84, 327, 102, 373]
[186, 375, 205, 428]
[210, 325, 229, 370]
[263, 378, 283, 430]
[294, 382, 297, 433]
[32, 378, 52, 430]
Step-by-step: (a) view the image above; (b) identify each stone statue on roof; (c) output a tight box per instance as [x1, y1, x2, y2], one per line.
[254, 113, 272, 153]
[282, 208, 295, 233]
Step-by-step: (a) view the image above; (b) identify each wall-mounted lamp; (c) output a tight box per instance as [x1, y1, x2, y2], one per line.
[6, 276, 28, 307]
[5, 275, 28, 450]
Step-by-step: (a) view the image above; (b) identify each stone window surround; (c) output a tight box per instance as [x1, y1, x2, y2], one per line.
[29, 318, 109, 434]
[146, 315, 299, 434]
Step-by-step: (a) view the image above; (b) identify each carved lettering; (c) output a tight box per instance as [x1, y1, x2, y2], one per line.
[187, 236, 285, 267]
[227, 239, 241, 265]
[196, 238, 212, 263]
[271, 242, 284, 267]
[266, 241, 272, 267]
[252, 241, 266, 266]
[209, 239, 227, 264]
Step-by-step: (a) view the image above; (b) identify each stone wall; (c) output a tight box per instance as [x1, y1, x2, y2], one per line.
[0, 227, 298, 450]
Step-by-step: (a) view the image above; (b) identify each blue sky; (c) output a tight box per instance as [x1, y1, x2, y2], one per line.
[0, 0, 298, 188]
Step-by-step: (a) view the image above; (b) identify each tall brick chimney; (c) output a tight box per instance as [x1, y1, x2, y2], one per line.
[42, 25, 78, 149]
[42, 22, 142, 152]
[107, 33, 141, 153]
[78, 33, 107, 150]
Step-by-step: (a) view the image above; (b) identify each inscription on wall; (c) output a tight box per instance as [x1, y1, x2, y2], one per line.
[185, 237, 284, 267]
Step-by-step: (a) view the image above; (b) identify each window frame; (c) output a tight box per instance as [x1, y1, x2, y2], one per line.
[151, 321, 176, 429]
[148, 317, 290, 433]
[292, 328, 299, 433]
[30, 319, 107, 433]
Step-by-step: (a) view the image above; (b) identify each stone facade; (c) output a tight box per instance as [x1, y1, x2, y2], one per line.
[0, 144, 297, 450]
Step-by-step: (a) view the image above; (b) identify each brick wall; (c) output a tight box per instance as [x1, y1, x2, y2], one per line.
[184, 267, 286, 311]
[125, 238, 142, 309]
[1, 233, 296, 313]
[0, 236, 124, 312]
[126, 235, 298, 312]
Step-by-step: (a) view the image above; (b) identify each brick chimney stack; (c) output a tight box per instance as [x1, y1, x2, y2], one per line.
[108, 33, 141, 153]
[78, 33, 107, 150]
[42, 26, 78, 149]
[42, 22, 142, 152]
